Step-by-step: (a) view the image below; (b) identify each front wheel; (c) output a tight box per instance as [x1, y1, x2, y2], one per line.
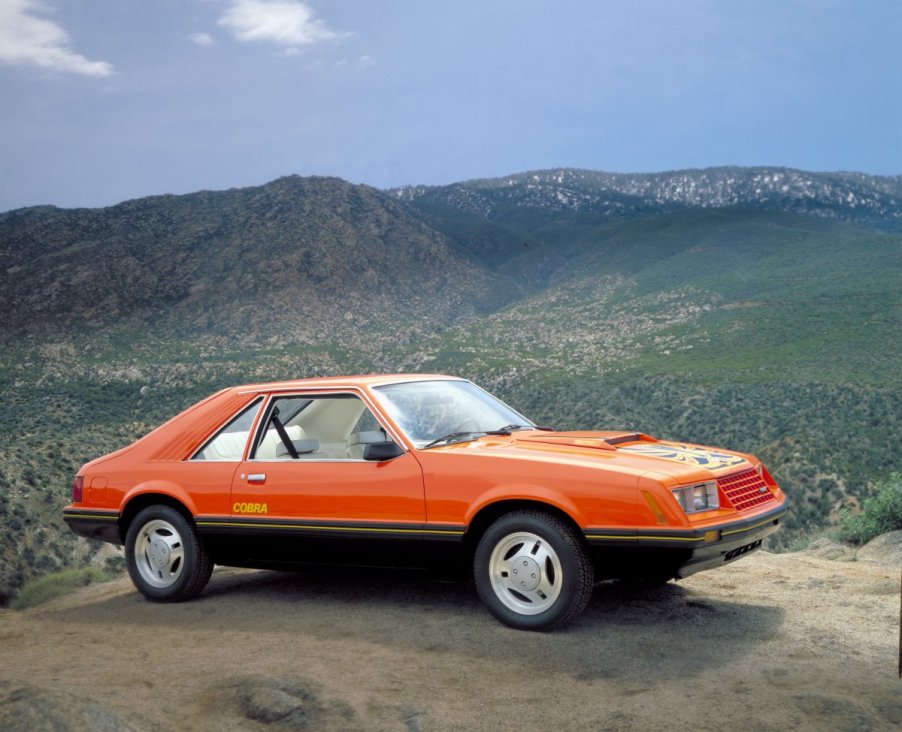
[125, 505, 213, 602]
[474, 511, 594, 630]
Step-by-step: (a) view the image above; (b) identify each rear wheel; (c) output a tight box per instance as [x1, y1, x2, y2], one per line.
[474, 511, 593, 630]
[125, 505, 213, 602]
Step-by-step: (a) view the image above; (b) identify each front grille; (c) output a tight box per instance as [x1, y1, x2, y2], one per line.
[718, 468, 775, 511]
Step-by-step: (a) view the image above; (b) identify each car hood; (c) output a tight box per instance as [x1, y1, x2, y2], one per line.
[451, 430, 756, 485]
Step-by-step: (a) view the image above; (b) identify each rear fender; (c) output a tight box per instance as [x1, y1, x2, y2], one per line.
[122, 481, 198, 517]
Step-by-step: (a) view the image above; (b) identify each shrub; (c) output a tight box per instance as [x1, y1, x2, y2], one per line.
[11, 567, 111, 610]
[838, 473, 902, 545]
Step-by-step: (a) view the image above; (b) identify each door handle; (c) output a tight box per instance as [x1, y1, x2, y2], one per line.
[247, 473, 266, 484]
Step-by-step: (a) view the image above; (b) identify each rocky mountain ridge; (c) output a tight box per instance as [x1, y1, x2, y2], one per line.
[393, 166, 902, 229]
[0, 176, 514, 348]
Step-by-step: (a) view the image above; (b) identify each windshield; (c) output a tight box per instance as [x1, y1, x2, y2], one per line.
[373, 380, 534, 448]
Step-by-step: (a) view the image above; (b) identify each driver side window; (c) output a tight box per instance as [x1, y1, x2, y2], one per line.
[252, 393, 393, 461]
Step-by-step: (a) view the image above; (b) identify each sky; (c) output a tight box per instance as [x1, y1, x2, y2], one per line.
[1, 0, 900, 211]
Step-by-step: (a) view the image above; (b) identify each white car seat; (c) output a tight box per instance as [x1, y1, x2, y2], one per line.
[256, 424, 303, 459]
[346, 430, 387, 459]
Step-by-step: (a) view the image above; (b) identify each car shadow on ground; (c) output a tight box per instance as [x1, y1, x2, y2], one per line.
[45, 565, 784, 684]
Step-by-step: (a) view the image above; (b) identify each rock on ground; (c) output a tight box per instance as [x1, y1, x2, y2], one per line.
[227, 676, 359, 729]
[0, 684, 134, 732]
[857, 530, 902, 567]
[804, 537, 857, 561]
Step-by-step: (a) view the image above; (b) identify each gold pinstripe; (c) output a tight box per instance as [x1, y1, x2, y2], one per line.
[586, 513, 782, 543]
[721, 516, 780, 536]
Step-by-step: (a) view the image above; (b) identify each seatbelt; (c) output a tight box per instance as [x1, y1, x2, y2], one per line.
[270, 408, 300, 459]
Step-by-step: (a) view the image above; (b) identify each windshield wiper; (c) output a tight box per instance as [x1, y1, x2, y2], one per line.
[424, 424, 555, 448]
[423, 431, 485, 449]
[488, 423, 532, 434]
[487, 424, 554, 435]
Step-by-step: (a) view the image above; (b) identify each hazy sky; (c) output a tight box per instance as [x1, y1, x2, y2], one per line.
[1, 0, 899, 211]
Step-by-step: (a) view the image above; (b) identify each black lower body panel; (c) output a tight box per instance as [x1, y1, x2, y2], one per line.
[201, 533, 469, 576]
[584, 502, 786, 580]
[63, 509, 122, 544]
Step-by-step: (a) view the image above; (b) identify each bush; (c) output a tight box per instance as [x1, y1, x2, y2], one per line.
[11, 567, 111, 610]
[838, 473, 902, 545]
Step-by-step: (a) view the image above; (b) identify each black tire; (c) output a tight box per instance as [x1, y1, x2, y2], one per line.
[473, 510, 594, 630]
[125, 505, 213, 602]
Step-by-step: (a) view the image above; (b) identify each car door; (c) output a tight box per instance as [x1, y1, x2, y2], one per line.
[229, 390, 426, 537]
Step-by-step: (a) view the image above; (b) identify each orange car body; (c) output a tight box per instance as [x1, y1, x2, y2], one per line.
[65, 374, 787, 583]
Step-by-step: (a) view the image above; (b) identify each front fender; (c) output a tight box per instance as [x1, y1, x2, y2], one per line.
[464, 483, 586, 526]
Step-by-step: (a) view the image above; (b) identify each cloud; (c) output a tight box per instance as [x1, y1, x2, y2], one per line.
[217, 0, 346, 49]
[189, 32, 214, 47]
[0, 0, 112, 76]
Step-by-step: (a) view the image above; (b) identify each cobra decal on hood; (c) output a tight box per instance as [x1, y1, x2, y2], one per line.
[617, 442, 748, 469]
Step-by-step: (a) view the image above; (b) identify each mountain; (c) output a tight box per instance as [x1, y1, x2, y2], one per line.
[0, 176, 516, 348]
[0, 168, 899, 604]
[393, 167, 902, 230]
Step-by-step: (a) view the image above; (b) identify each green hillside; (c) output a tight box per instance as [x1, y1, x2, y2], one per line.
[417, 208, 901, 386]
[1, 171, 899, 604]
[401, 207, 900, 545]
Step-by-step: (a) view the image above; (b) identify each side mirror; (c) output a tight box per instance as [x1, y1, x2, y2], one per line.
[363, 441, 404, 461]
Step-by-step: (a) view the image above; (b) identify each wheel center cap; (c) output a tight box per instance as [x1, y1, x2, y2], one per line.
[149, 539, 169, 567]
[511, 557, 541, 591]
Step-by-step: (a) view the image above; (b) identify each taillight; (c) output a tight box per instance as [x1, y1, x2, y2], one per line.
[72, 476, 84, 502]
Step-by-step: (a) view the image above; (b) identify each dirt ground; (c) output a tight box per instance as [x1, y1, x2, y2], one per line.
[2, 547, 900, 731]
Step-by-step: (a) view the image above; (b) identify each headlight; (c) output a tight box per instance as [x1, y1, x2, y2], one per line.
[672, 481, 719, 513]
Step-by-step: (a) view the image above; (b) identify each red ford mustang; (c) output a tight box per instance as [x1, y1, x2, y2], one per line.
[65, 374, 788, 629]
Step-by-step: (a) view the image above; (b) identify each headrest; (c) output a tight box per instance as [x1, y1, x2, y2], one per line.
[276, 438, 321, 457]
[347, 430, 385, 446]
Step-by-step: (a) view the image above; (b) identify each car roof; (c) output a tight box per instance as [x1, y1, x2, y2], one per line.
[233, 373, 465, 394]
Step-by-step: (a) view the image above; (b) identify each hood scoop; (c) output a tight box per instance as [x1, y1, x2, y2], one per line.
[515, 431, 658, 451]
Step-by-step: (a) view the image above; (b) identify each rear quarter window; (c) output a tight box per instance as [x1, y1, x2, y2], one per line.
[192, 398, 263, 461]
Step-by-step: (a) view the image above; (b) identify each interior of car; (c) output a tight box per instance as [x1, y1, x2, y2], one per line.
[193, 394, 393, 461]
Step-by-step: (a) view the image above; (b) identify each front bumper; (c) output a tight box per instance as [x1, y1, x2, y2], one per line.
[672, 506, 785, 577]
[583, 501, 787, 577]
